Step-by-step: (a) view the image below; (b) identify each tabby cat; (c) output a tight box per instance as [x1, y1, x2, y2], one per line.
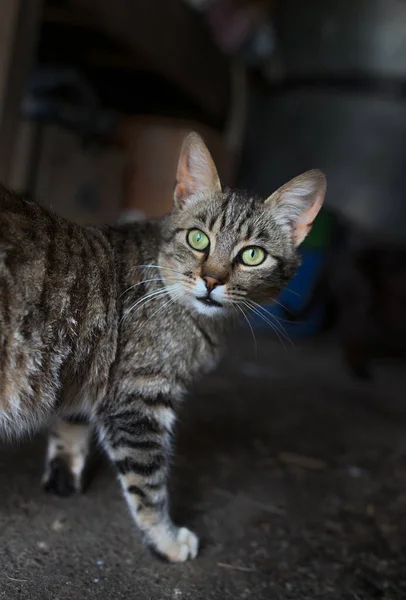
[0, 133, 326, 562]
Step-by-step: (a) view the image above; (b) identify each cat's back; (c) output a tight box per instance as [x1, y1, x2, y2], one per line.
[0, 184, 79, 309]
[0, 183, 112, 290]
[0, 184, 117, 437]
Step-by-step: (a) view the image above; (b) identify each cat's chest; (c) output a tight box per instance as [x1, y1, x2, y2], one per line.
[121, 313, 222, 384]
[161, 326, 220, 374]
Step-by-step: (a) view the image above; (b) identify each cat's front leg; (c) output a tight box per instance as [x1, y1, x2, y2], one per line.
[96, 395, 198, 563]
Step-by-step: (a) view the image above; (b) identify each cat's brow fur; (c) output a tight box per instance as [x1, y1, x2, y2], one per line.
[0, 133, 325, 563]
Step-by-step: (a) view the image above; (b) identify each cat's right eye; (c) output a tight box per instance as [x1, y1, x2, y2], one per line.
[187, 229, 210, 252]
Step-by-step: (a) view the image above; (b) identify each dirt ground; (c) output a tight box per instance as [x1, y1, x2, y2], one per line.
[1, 329, 406, 600]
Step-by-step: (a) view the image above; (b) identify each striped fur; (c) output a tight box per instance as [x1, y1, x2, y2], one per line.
[0, 133, 326, 562]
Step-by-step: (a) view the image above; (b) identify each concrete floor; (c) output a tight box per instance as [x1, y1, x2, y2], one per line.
[1, 329, 406, 599]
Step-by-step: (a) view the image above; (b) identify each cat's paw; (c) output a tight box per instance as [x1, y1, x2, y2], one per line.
[176, 527, 199, 561]
[42, 456, 79, 497]
[149, 526, 199, 563]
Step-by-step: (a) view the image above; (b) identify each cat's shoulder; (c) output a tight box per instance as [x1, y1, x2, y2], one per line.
[0, 184, 69, 262]
[0, 183, 67, 230]
[0, 184, 37, 234]
[0, 182, 43, 218]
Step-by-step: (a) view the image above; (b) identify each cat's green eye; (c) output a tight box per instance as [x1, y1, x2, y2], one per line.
[187, 229, 210, 252]
[240, 246, 266, 266]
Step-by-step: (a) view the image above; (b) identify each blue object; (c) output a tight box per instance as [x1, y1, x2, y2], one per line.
[248, 249, 326, 338]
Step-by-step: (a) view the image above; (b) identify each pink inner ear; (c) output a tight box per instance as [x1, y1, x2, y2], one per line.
[294, 192, 324, 245]
[174, 133, 222, 208]
[174, 182, 188, 206]
[174, 153, 198, 206]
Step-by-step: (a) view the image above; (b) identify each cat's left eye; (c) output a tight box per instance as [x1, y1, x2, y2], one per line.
[240, 246, 266, 266]
[187, 229, 210, 252]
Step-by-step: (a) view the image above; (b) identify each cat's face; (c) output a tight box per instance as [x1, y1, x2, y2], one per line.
[159, 133, 326, 318]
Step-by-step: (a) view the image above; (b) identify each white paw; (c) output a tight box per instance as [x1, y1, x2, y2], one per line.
[150, 525, 199, 563]
[176, 527, 199, 561]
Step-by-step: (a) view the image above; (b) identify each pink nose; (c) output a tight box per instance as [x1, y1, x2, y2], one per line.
[203, 275, 221, 292]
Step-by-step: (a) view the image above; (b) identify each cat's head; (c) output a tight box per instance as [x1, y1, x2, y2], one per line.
[159, 133, 326, 318]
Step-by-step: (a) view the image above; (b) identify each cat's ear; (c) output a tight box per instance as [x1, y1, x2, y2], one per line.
[174, 132, 221, 209]
[264, 170, 326, 246]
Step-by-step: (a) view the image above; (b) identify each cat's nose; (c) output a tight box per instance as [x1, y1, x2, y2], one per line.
[203, 275, 222, 292]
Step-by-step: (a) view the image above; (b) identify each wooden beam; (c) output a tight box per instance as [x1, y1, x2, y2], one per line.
[67, 0, 230, 121]
[0, 0, 43, 184]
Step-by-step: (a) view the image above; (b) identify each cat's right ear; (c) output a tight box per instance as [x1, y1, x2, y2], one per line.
[174, 132, 221, 209]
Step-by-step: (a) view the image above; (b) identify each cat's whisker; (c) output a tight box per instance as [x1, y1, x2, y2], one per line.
[117, 279, 170, 300]
[268, 296, 295, 316]
[253, 309, 292, 350]
[122, 288, 169, 316]
[284, 287, 301, 298]
[249, 299, 295, 327]
[130, 287, 178, 318]
[120, 286, 174, 324]
[136, 264, 185, 276]
[241, 300, 289, 351]
[137, 291, 184, 332]
[245, 300, 291, 344]
[232, 301, 257, 357]
[249, 300, 294, 345]
[269, 312, 295, 346]
[246, 306, 287, 351]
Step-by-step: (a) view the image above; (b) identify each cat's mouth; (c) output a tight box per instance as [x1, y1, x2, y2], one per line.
[196, 295, 223, 308]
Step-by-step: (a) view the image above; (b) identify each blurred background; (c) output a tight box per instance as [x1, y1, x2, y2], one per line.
[2, 1, 406, 598]
[2, 0, 406, 370]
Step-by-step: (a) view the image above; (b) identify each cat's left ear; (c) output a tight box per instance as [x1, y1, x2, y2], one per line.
[264, 169, 327, 246]
[174, 132, 221, 209]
